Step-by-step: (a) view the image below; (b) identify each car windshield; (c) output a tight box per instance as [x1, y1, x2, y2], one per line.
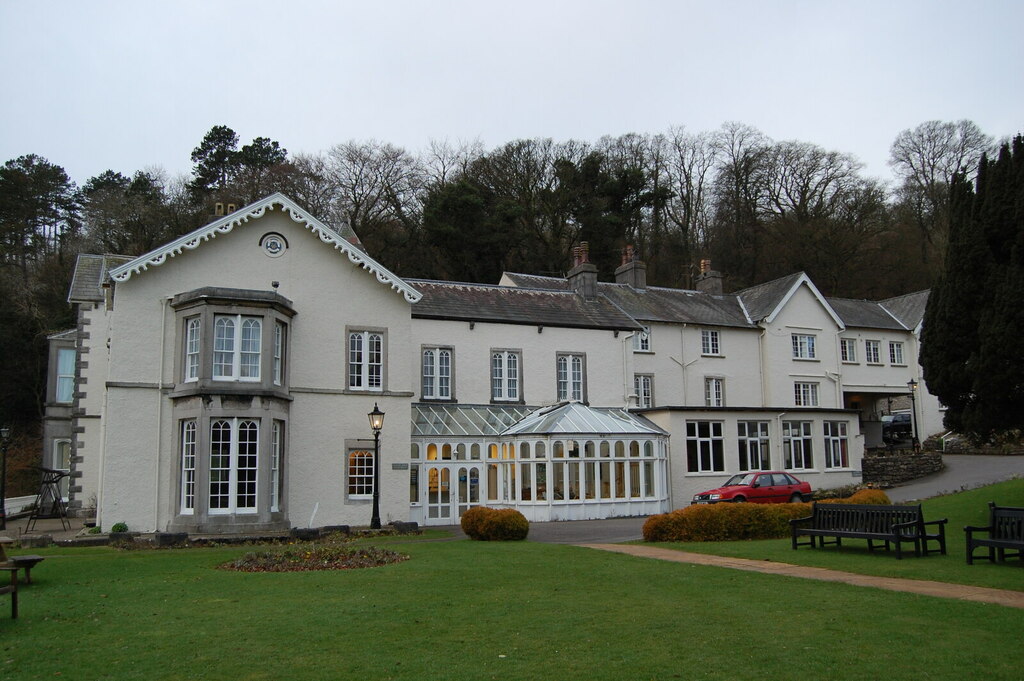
[724, 473, 757, 486]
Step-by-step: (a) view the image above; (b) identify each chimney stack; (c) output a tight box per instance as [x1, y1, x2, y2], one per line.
[567, 241, 599, 300]
[695, 259, 723, 295]
[614, 245, 647, 290]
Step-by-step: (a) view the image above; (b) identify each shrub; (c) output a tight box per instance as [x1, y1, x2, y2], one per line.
[643, 502, 809, 542]
[110, 522, 129, 533]
[461, 507, 529, 541]
[818, 489, 892, 505]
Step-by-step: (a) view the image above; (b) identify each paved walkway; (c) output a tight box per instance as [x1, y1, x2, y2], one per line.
[580, 543, 1024, 609]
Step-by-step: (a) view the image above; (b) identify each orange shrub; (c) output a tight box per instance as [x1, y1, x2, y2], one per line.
[818, 489, 892, 505]
[461, 507, 529, 541]
[643, 502, 810, 542]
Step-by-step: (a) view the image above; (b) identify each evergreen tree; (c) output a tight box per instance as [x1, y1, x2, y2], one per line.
[921, 135, 1024, 439]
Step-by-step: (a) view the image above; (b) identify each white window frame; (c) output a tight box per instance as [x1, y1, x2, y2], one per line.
[270, 420, 283, 512]
[348, 330, 384, 391]
[794, 382, 819, 407]
[184, 317, 201, 382]
[557, 353, 585, 402]
[633, 327, 651, 352]
[273, 322, 285, 386]
[55, 347, 76, 403]
[209, 418, 259, 514]
[213, 315, 262, 382]
[865, 340, 881, 364]
[824, 421, 849, 469]
[491, 350, 520, 402]
[686, 421, 724, 472]
[347, 449, 375, 498]
[634, 374, 653, 408]
[737, 421, 770, 471]
[791, 333, 817, 360]
[422, 347, 453, 400]
[180, 420, 197, 514]
[889, 341, 905, 366]
[840, 338, 857, 363]
[701, 329, 721, 356]
[704, 377, 725, 407]
[783, 420, 814, 470]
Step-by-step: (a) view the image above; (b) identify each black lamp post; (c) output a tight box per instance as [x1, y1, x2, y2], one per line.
[907, 379, 919, 449]
[367, 403, 385, 530]
[0, 425, 10, 530]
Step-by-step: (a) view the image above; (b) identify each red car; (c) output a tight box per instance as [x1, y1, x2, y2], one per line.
[691, 471, 811, 504]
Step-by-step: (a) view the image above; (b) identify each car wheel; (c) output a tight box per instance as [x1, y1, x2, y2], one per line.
[790, 494, 803, 503]
[732, 496, 746, 503]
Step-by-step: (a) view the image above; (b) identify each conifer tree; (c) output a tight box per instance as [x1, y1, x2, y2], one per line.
[921, 135, 1024, 439]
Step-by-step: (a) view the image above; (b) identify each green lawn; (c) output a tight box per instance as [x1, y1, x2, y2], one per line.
[649, 478, 1024, 591]
[0, 482, 1022, 680]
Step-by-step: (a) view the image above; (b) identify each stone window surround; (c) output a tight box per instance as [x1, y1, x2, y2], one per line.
[168, 393, 290, 531]
[170, 287, 295, 398]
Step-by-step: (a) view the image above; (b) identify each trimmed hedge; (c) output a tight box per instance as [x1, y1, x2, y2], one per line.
[643, 488, 894, 542]
[461, 507, 529, 541]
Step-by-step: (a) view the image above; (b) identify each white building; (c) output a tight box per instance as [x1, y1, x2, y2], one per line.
[59, 194, 940, 532]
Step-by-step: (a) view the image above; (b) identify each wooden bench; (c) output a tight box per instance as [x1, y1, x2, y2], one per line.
[790, 502, 947, 559]
[965, 503, 1024, 565]
[0, 567, 17, 619]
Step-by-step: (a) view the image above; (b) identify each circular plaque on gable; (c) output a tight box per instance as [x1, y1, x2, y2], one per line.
[260, 232, 288, 258]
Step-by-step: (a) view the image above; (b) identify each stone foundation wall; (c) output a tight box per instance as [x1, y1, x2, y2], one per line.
[863, 450, 944, 488]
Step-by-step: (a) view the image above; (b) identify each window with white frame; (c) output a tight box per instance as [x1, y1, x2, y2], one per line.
[889, 341, 905, 366]
[783, 421, 813, 470]
[348, 331, 384, 391]
[824, 421, 849, 468]
[348, 449, 374, 498]
[791, 333, 816, 359]
[209, 418, 259, 514]
[184, 318, 200, 382]
[633, 327, 651, 352]
[704, 377, 725, 407]
[491, 350, 520, 401]
[685, 421, 724, 472]
[270, 420, 283, 512]
[737, 421, 770, 471]
[180, 420, 197, 514]
[634, 374, 653, 408]
[273, 322, 285, 385]
[865, 340, 881, 364]
[422, 347, 453, 400]
[840, 338, 857, 363]
[213, 315, 262, 381]
[794, 382, 819, 407]
[55, 347, 75, 402]
[557, 353, 585, 402]
[701, 329, 721, 356]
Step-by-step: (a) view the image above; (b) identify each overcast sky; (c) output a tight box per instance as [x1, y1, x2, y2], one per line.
[2, 0, 1021, 187]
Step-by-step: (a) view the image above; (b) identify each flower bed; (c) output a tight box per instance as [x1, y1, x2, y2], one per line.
[220, 545, 409, 572]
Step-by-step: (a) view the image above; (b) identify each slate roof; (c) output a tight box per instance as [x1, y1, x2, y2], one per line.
[598, 283, 753, 327]
[880, 290, 930, 330]
[408, 279, 641, 331]
[734, 272, 805, 322]
[826, 297, 906, 330]
[67, 254, 133, 303]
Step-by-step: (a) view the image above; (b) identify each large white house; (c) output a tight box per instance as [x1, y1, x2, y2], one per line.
[55, 194, 942, 532]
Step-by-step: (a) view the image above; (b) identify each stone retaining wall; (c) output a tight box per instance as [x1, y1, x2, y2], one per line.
[863, 450, 944, 488]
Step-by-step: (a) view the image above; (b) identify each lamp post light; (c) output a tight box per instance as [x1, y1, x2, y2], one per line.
[907, 379, 919, 450]
[367, 403, 385, 530]
[0, 425, 10, 530]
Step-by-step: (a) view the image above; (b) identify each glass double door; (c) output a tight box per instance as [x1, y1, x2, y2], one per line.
[425, 464, 481, 523]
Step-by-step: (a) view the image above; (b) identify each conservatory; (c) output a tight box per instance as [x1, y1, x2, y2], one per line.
[409, 402, 670, 525]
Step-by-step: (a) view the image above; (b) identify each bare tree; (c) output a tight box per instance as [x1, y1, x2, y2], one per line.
[889, 119, 994, 267]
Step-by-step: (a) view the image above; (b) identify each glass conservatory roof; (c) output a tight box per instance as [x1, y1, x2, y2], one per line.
[411, 404, 536, 438]
[502, 402, 668, 437]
